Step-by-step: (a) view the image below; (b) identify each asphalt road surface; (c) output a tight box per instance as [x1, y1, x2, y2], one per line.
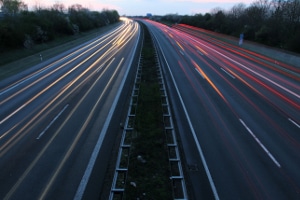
[1, 17, 299, 200]
[142, 19, 299, 200]
[0, 18, 140, 200]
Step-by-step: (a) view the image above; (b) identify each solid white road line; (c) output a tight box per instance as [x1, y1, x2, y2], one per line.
[74, 24, 140, 200]
[74, 60, 127, 199]
[239, 119, 281, 168]
[154, 34, 220, 200]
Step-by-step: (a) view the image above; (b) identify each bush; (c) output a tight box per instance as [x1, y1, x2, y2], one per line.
[0, 4, 120, 52]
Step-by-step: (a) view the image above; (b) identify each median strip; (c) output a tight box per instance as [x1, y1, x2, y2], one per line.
[109, 21, 187, 199]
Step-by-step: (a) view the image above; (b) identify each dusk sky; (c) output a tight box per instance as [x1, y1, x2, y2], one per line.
[25, 0, 255, 16]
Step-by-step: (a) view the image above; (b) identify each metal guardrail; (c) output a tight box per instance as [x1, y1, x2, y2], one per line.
[109, 26, 188, 200]
[153, 46, 188, 200]
[109, 46, 143, 200]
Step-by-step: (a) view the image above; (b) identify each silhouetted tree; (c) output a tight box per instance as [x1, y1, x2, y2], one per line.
[0, 2, 120, 52]
[170, 0, 300, 53]
[1, 0, 27, 15]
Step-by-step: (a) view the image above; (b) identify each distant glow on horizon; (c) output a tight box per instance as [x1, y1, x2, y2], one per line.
[24, 0, 254, 16]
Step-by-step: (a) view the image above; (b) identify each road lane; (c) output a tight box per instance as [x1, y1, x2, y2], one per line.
[143, 19, 300, 199]
[0, 22, 127, 125]
[0, 18, 141, 199]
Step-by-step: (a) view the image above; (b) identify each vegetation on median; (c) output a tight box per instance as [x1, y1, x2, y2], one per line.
[124, 22, 173, 199]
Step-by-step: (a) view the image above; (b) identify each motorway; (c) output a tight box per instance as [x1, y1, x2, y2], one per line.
[0, 18, 140, 199]
[142, 20, 300, 200]
[0, 16, 299, 200]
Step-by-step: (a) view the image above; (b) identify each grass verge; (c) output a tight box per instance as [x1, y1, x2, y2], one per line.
[0, 22, 121, 81]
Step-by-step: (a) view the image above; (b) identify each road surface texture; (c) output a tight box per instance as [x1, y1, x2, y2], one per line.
[1, 17, 299, 200]
[0, 18, 141, 200]
[142, 19, 299, 200]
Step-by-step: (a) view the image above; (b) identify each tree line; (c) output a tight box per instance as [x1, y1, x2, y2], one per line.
[162, 0, 300, 53]
[0, 0, 119, 52]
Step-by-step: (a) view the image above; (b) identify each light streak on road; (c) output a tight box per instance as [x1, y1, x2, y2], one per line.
[192, 60, 227, 103]
[161, 23, 299, 110]
[0, 18, 140, 199]
[143, 19, 300, 200]
[38, 58, 124, 200]
[0, 23, 127, 97]
[175, 24, 300, 79]
[0, 26, 124, 122]
[0, 21, 138, 128]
